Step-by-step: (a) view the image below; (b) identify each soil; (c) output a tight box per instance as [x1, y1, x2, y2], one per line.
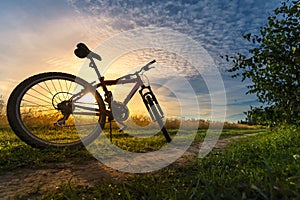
[0, 133, 258, 199]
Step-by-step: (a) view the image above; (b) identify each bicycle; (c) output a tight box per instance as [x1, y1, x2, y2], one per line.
[7, 43, 172, 148]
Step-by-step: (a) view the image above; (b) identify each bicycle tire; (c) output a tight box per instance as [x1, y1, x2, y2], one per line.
[7, 72, 106, 148]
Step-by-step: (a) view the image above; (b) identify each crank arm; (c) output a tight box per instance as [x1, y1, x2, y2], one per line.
[54, 114, 70, 127]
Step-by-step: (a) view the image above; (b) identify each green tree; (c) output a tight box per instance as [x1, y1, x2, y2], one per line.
[226, 0, 300, 125]
[244, 106, 279, 126]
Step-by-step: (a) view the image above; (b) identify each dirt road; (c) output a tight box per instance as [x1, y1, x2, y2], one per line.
[0, 133, 258, 199]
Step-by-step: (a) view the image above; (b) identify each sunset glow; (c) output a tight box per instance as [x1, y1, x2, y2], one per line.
[0, 0, 283, 122]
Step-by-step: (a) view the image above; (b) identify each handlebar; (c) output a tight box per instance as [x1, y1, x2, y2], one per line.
[138, 60, 156, 73]
[119, 60, 156, 80]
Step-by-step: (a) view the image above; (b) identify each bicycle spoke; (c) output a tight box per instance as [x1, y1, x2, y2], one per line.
[65, 79, 72, 97]
[57, 79, 69, 100]
[36, 82, 54, 97]
[42, 81, 54, 96]
[21, 97, 50, 106]
[51, 80, 59, 99]
[23, 93, 52, 105]
[21, 109, 56, 115]
[28, 87, 52, 102]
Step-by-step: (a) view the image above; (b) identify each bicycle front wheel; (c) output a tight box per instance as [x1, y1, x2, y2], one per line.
[7, 72, 106, 148]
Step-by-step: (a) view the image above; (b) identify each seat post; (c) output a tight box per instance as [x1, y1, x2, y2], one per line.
[88, 57, 102, 80]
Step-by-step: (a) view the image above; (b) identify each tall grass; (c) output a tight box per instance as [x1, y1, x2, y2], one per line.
[0, 113, 8, 128]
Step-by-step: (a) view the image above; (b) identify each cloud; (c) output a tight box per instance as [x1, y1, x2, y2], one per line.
[69, 0, 282, 69]
[0, 1, 116, 96]
[1, 0, 282, 121]
[67, 0, 282, 121]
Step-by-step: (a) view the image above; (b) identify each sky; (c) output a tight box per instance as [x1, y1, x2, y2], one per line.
[0, 0, 283, 122]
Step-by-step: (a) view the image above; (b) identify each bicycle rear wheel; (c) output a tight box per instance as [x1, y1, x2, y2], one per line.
[7, 72, 106, 148]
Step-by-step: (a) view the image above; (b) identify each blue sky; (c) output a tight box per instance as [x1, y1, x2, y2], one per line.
[0, 0, 283, 122]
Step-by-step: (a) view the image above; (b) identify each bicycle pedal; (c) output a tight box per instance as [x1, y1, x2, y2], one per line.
[118, 126, 128, 133]
[54, 122, 64, 127]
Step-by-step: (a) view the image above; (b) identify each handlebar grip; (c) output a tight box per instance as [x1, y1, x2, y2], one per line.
[145, 60, 156, 68]
[149, 60, 156, 65]
[142, 60, 156, 71]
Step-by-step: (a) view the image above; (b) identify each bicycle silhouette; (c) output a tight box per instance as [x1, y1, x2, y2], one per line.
[7, 43, 172, 148]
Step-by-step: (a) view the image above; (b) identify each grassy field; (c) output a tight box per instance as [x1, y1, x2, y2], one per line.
[0, 123, 299, 199]
[0, 122, 261, 171]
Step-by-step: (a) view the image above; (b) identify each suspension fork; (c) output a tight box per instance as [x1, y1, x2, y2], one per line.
[139, 85, 164, 121]
[139, 85, 172, 142]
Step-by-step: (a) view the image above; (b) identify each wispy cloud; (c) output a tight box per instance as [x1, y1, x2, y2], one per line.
[0, 1, 102, 95]
[1, 0, 281, 121]
[69, 0, 281, 68]
[67, 0, 281, 121]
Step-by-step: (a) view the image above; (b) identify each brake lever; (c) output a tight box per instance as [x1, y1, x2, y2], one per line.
[120, 61, 156, 79]
[144, 65, 155, 72]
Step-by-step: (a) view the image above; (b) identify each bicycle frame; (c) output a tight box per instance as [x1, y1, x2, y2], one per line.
[101, 76, 144, 105]
[70, 46, 171, 142]
[72, 57, 164, 122]
[89, 56, 143, 104]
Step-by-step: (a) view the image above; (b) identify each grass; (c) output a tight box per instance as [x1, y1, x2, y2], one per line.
[1, 122, 299, 199]
[0, 122, 257, 171]
[218, 128, 265, 139]
[39, 126, 299, 200]
[0, 127, 93, 171]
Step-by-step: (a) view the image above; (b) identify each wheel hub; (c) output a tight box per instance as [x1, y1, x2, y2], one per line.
[57, 100, 74, 115]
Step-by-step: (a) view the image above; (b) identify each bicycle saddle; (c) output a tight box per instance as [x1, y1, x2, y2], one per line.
[74, 43, 102, 61]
